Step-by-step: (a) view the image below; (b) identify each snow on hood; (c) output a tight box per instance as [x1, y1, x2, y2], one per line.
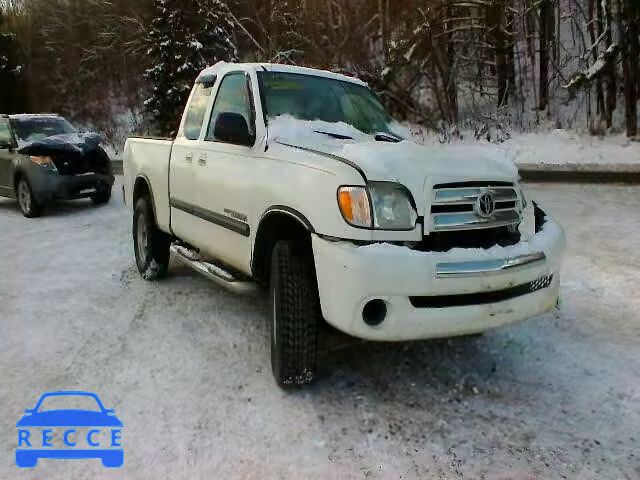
[269, 116, 518, 200]
[18, 132, 103, 157]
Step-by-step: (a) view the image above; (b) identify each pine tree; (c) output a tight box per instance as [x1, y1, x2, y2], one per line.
[268, 0, 305, 63]
[144, 0, 237, 136]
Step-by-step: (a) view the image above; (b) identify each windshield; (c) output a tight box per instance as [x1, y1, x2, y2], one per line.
[36, 394, 102, 412]
[258, 72, 398, 136]
[11, 116, 76, 144]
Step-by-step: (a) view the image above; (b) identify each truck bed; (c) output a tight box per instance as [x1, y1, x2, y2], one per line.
[122, 137, 174, 232]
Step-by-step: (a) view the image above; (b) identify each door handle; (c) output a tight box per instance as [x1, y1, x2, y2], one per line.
[198, 155, 207, 166]
[185, 153, 193, 163]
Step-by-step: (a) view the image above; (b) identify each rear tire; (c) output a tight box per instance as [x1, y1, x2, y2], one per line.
[133, 196, 170, 280]
[91, 187, 111, 205]
[269, 240, 320, 387]
[16, 177, 42, 218]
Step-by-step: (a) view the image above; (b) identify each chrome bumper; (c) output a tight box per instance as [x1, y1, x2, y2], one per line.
[435, 252, 546, 278]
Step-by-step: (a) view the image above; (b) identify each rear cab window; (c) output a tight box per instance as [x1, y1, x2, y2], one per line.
[183, 80, 215, 140]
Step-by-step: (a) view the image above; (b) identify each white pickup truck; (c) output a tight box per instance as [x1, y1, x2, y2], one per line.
[123, 62, 565, 387]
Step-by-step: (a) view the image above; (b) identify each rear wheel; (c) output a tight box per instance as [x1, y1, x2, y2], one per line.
[133, 196, 170, 280]
[269, 240, 320, 387]
[16, 177, 42, 218]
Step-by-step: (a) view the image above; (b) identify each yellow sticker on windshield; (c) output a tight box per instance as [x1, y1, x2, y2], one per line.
[267, 81, 304, 90]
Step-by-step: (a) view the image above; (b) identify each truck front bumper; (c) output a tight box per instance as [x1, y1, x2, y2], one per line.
[312, 219, 566, 341]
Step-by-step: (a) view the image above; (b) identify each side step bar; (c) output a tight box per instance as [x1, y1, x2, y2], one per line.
[170, 245, 257, 294]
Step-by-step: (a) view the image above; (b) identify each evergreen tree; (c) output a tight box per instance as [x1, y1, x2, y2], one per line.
[144, 0, 237, 136]
[268, 0, 305, 63]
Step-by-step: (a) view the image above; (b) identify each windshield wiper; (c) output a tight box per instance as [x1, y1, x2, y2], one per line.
[314, 130, 353, 140]
[374, 132, 401, 143]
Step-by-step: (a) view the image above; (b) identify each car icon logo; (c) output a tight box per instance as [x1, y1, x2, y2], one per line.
[16, 391, 123, 468]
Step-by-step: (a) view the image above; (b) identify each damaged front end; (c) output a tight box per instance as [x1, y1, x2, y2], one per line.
[17, 132, 114, 205]
[311, 199, 565, 341]
[18, 132, 112, 176]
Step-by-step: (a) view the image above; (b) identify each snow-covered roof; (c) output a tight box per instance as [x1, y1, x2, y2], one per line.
[197, 62, 367, 87]
[9, 113, 61, 120]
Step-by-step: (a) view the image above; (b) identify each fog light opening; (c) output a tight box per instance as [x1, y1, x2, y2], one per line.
[362, 299, 387, 326]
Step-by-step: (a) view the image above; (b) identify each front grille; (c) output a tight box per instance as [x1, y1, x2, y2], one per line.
[429, 181, 521, 232]
[409, 275, 553, 308]
[412, 226, 521, 252]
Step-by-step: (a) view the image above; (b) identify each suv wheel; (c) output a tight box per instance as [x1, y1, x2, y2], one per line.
[269, 240, 320, 387]
[91, 187, 111, 205]
[133, 196, 170, 280]
[16, 177, 42, 218]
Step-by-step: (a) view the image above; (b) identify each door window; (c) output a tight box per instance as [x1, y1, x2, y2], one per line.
[206, 73, 255, 142]
[183, 82, 214, 140]
[0, 120, 12, 146]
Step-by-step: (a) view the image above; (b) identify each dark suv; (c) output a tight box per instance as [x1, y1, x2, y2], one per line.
[0, 114, 114, 217]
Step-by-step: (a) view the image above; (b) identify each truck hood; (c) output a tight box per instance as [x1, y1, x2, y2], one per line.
[270, 118, 518, 204]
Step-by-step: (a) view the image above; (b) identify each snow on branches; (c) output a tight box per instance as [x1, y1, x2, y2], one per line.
[143, 0, 238, 136]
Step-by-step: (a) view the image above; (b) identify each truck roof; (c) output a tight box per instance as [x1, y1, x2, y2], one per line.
[197, 62, 368, 87]
[9, 113, 61, 119]
[8, 113, 61, 120]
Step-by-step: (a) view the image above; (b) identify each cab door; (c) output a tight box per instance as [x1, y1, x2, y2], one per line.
[168, 78, 215, 241]
[0, 118, 17, 197]
[188, 71, 261, 272]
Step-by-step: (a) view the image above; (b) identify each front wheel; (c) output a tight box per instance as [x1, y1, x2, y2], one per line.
[269, 240, 320, 387]
[16, 177, 42, 218]
[133, 196, 170, 280]
[91, 187, 111, 205]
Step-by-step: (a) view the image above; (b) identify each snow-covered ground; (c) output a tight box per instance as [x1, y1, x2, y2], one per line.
[1, 179, 639, 479]
[409, 127, 640, 170]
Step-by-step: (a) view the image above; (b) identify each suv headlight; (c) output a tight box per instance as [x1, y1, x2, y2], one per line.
[30, 156, 56, 171]
[338, 182, 417, 230]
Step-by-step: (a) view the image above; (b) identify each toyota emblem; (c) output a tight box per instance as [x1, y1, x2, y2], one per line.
[476, 191, 496, 217]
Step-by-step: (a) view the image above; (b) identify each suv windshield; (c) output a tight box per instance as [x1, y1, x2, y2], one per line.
[257, 72, 398, 136]
[11, 116, 76, 144]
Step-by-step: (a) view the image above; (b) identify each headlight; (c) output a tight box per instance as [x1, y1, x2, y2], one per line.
[338, 183, 417, 230]
[30, 156, 55, 168]
[369, 182, 417, 229]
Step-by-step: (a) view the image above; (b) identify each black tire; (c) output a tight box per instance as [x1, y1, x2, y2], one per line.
[16, 176, 42, 218]
[133, 196, 170, 280]
[91, 187, 111, 205]
[269, 240, 320, 387]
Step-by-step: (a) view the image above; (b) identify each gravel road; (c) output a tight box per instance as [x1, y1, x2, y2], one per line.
[1, 179, 638, 479]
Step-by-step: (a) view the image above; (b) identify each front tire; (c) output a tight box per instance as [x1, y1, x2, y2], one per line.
[16, 177, 42, 218]
[91, 187, 111, 205]
[269, 240, 320, 387]
[133, 196, 170, 280]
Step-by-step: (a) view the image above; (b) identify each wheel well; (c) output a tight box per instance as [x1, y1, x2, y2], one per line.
[132, 176, 161, 226]
[13, 170, 25, 190]
[133, 176, 151, 205]
[252, 211, 312, 286]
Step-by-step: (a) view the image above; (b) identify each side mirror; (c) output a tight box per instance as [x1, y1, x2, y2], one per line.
[24, 409, 34, 414]
[105, 409, 115, 414]
[0, 140, 13, 150]
[213, 112, 254, 146]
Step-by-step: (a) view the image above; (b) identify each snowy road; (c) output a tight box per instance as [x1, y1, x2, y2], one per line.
[1, 179, 639, 479]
